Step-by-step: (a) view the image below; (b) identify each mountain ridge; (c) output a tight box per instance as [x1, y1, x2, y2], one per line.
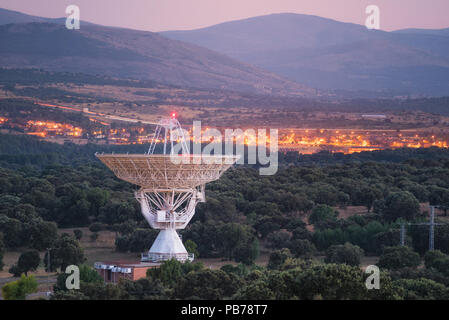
[0, 19, 313, 96]
[161, 13, 449, 96]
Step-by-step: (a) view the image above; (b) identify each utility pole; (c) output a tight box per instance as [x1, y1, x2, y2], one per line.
[400, 223, 406, 246]
[399, 205, 442, 251]
[429, 206, 436, 251]
[46, 248, 51, 296]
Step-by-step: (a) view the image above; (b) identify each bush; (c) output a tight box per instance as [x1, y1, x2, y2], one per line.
[324, 243, 364, 266]
[295, 264, 367, 300]
[424, 250, 449, 276]
[173, 269, 243, 299]
[1, 275, 38, 300]
[266, 230, 291, 249]
[53, 264, 103, 292]
[309, 205, 339, 229]
[424, 250, 447, 269]
[233, 280, 276, 300]
[11, 250, 40, 276]
[381, 192, 420, 221]
[378, 246, 421, 270]
[267, 248, 292, 270]
[44, 234, 85, 272]
[289, 239, 316, 259]
[184, 240, 199, 258]
[233, 238, 260, 265]
[394, 278, 449, 300]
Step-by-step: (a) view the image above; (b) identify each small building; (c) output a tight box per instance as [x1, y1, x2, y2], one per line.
[94, 261, 160, 283]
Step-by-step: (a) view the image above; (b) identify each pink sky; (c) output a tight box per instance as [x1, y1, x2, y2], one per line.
[1, 0, 449, 32]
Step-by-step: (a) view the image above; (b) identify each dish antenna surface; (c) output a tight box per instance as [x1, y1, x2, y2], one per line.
[96, 114, 239, 262]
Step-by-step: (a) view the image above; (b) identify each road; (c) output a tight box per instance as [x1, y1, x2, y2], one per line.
[36, 102, 160, 125]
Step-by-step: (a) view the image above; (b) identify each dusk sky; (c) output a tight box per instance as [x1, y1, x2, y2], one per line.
[1, 0, 449, 32]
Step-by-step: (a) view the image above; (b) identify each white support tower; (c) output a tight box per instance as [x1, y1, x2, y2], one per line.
[96, 114, 239, 263]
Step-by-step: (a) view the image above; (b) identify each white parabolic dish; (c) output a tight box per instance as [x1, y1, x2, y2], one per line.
[96, 154, 239, 190]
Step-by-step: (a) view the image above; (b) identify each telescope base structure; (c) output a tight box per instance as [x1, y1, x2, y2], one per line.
[95, 153, 240, 264]
[140, 228, 194, 263]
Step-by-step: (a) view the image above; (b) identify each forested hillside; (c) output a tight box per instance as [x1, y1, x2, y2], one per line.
[2, 134, 449, 299]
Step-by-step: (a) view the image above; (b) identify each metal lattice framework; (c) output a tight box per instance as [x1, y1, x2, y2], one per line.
[96, 117, 239, 263]
[147, 117, 189, 155]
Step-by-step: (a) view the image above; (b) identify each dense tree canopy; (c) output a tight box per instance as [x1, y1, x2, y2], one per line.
[2, 133, 449, 299]
[45, 234, 85, 272]
[378, 246, 421, 270]
[9, 250, 40, 276]
[324, 243, 364, 266]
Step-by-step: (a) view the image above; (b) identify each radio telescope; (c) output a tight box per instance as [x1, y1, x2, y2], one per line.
[96, 114, 239, 262]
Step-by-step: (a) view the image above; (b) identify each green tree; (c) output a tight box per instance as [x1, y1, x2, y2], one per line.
[115, 228, 158, 252]
[312, 228, 346, 250]
[45, 234, 85, 272]
[295, 264, 367, 300]
[147, 258, 183, 287]
[378, 246, 421, 270]
[233, 238, 260, 265]
[214, 223, 256, 262]
[267, 248, 292, 270]
[11, 250, 40, 276]
[184, 239, 199, 258]
[173, 269, 242, 300]
[266, 230, 291, 249]
[29, 221, 58, 251]
[86, 187, 110, 216]
[309, 205, 339, 229]
[424, 250, 447, 269]
[358, 185, 383, 212]
[53, 264, 103, 292]
[428, 186, 449, 215]
[77, 282, 122, 300]
[1, 275, 38, 300]
[98, 201, 138, 225]
[289, 239, 316, 259]
[423, 250, 449, 276]
[118, 277, 169, 300]
[325, 243, 364, 266]
[0, 215, 23, 248]
[394, 278, 449, 300]
[373, 229, 402, 255]
[382, 192, 420, 221]
[233, 280, 276, 300]
[220, 263, 250, 278]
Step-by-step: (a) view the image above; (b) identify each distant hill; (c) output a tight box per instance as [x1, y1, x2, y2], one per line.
[393, 28, 449, 37]
[162, 13, 449, 96]
[0, 8, 96, 26]
[0, 20, 313, 96]
[0, 8, 61, 25]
